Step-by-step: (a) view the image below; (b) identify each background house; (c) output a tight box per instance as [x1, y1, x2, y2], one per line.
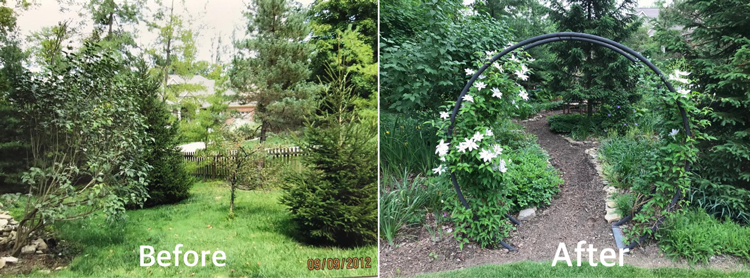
[166, 74, 256, 129]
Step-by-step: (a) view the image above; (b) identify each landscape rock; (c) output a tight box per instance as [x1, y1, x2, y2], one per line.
[0, 258, 4, 269]
[21, 244, 36, 254]
[605, 208, 621, 223]
[0, 214, 11, 220]
[3, 256, 18, 263]
[33, 238, 47, 251]
[0, 219, 7, 227]
[606, 200, 616, 208]
[518, 207, 537, 221]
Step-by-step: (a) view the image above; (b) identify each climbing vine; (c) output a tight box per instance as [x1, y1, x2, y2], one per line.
[624, 66, 713, 244]
[428, 48, 535, 249]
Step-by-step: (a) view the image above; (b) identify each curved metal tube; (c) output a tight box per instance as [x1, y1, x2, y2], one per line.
[447, 32, 692, 250]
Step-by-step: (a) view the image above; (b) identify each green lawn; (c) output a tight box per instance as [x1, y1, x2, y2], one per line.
[13, 182, 376, 277]
[414, 261, 750, 278]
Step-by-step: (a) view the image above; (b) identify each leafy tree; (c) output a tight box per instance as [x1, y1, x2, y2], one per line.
[7, 43, 149, 256]
[472, 0, 552, 41]
[84, 0, 145, 53]
[380, 0, 512, 113]
[280, 56, 377, 247]
[26, 21, 74, 70]
[230, 0, 320, 142]
[547, 0, 641, 120]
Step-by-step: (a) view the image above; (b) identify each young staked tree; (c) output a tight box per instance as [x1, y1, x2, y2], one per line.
[548, 0, 641, 117]
[230, 0, 319, 142]
[280, 43, 377, 247]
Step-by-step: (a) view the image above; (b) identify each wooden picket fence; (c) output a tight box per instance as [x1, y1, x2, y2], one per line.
[182, 146, 305, 179]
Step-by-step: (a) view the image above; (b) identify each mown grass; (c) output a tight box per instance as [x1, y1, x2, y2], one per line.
[414, 261, 750, 278]
[13, 182, 376, 277]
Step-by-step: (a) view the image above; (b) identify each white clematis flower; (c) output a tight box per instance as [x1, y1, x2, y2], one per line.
[465, 68, 475, 76]
[669, 129, 680, 137]
[496, 159, 508, 173]
[432, 165, 447, 175]
[479, 149, 497, 163]
[436, 139, 450, 156]
[485, 128, 494, 137]
[491, 88, 503, 99]
[440, 111, 450, 119]
[463, 138, 479, 152]
[493, 62, 504, 72]
[463, 94, 474, 103]
[471, 131, 484, 142]
[492, 145, 503, 155]
[515, 70, 529, 81]
[519, 90, 529, 101]
[474, 81, 487, 91]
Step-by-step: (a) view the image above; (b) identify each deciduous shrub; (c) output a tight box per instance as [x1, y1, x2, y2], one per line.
[502, 146, 562, 212]
[548, 114, 586, 134]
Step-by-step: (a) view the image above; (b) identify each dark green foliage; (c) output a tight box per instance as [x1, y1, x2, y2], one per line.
[598, 131, 660, 190]
[230, 0, 319, 142]
[547, 0, 641, 119]
[654, 0, 750, 224]
[308, 0, 377, 101]
[380, 0, 512, 113]
[280, 122, 377, 246]
[659, 208, 750, 264]
[502, 146, 563, 212]
[280, 50, 376, 247]
[613, 192, 636, 217]
[131, 65, 192, 208]
[379, 113, 440, 176]
[548, 114, 586, 134]
[0, 8, 27, 191]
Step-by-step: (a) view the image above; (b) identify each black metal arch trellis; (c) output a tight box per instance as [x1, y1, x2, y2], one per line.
[448, 32, 692, 251]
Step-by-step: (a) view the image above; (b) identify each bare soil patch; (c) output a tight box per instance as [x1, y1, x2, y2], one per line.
[379, 111, 750, 277]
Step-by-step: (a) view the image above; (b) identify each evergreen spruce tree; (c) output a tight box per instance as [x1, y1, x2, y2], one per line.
[0, 4, 28, 192]
[548, 0, 641, 121]
[229, 0, 319, 142]
[655, 0, 750, 223]
[132, 63, 193, 208]
[280, 48, 377, 247]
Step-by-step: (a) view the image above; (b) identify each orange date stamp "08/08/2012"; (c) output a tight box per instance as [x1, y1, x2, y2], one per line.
[307, 257, 372, 271]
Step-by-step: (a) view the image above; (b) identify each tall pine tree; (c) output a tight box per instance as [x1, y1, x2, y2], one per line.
[230, 0, 319, 142]
[548, 0, 641, 119]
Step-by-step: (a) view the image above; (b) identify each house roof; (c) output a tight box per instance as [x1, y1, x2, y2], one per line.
[636, 8, 659, 18]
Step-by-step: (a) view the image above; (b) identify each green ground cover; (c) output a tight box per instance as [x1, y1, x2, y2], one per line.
[414, 261, 750, 278]
[9, 182, 376, 277]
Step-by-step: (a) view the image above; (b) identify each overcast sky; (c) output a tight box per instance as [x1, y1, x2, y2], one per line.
[14, 0, 314, 64]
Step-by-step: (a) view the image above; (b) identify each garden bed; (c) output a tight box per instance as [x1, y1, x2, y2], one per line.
[379, 111, 749, 277]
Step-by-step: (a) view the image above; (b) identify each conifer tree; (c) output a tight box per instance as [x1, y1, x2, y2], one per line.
[548, 0, 641, 118]
[230, 0, 319, 142]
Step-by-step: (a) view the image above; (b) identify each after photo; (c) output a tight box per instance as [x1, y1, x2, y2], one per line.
[379, 0, 750, 277]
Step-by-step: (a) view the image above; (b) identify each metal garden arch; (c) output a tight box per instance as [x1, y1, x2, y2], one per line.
[448, 32, 692, 251]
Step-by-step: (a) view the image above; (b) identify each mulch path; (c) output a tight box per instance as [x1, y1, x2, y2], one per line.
[379, 111, 748, 277]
